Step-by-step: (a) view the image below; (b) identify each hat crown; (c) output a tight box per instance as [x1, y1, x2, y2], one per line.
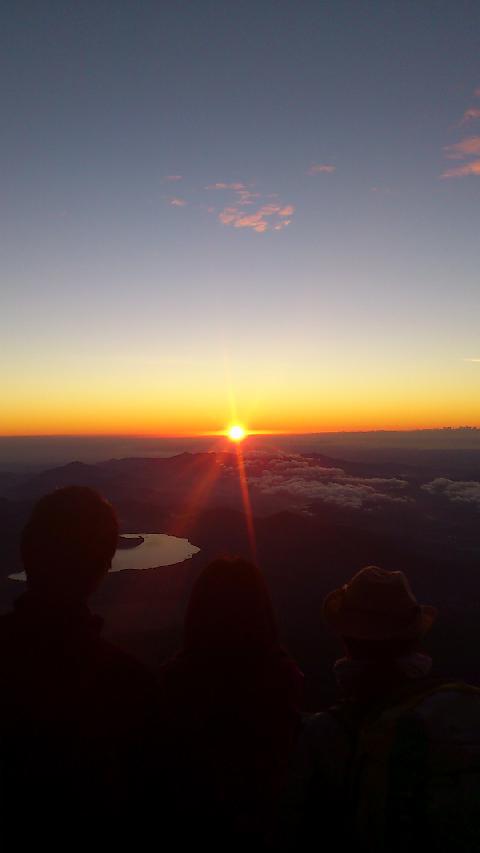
[343, 566, 418, 614]
[323, 565, 437, 641]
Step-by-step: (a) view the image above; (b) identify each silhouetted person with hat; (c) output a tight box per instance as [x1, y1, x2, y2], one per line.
[0, 486, 156, 840]
[285, 566, 480, 852]
[323, 565, 438, 708]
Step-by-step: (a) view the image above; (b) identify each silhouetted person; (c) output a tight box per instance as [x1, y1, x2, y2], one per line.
[158, 556, 303, 850]
[0, 486, 156, 840]
[323, 565, 438, 711]
[286, 566, 480, 852]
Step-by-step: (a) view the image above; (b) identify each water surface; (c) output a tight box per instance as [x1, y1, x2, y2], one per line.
[9, 532, 200, 581]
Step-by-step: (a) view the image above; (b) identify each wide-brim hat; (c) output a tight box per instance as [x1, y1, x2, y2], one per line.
[323, 566, 437, 641]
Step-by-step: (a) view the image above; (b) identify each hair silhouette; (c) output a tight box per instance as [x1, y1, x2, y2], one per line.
[21, 485, 118, 602]
[183, 556, 279, 663]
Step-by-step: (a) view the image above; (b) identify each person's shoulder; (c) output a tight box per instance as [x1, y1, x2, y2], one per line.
[412, 681, 480, 739]
[0, 610, 28, 659]
[97, 635, 154, 677]
[301, 709, 349, 749]
[264, 650, 304, 700]
[297, 709, 351, 771]
[92, 635, 158, 702]
[0, 611, 16, 633]
[286, 709, 352, 803]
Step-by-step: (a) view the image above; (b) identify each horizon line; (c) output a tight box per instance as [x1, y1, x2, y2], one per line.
[1, 426, 479, 440]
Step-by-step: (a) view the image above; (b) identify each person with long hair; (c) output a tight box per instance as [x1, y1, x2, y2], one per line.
[159, 556, 303, 849]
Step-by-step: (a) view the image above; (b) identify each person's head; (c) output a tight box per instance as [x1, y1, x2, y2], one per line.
[184, 556, 279, 661]
[323, 565, 437, 661]
[21, 486, 118, 605]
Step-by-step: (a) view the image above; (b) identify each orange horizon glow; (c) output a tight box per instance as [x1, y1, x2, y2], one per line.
[3, 348, 480, 437]
[1, 394, 480, 437]
[2, 413, 480, 438]
[2, 420, 480, 437]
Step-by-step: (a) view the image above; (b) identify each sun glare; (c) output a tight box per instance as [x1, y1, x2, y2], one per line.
[228, 424, 247, 442]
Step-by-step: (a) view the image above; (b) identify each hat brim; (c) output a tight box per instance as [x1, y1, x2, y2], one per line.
[323, 587, 437, 640]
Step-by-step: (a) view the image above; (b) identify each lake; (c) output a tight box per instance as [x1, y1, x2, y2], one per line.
[9, 532, 200, 581]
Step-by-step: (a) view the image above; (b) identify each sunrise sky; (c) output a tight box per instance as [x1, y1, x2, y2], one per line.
[2, 1, 480, 436]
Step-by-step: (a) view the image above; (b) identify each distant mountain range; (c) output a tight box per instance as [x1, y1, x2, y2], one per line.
[1, 429, 480, 472]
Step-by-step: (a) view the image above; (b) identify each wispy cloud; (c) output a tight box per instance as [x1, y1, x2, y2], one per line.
[164, 175, 183, 181]
[165, 179, 295, 233]
[307, 163, 336, 175]
[441, 133, 480, 178]
[206, 182, 246, 190]
[441, 160, 480, 178]
[475, 88, 480, 98]
[444, 136, 480, 158]
[460, 108, 480, 126]
[464, 357, 480, 363]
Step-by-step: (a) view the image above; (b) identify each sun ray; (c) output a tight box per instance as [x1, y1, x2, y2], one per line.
[170, 437, 226, 538]
[233, 440, 258, 564]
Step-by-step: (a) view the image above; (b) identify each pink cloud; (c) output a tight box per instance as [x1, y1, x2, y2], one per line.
[258, 204, 281, 215]
[218, 201, 294, 233]
[444, 136, 480, 158]
[441, 159, 480, 178]
[234, 212, 265, 228]
[460, 108, 480, 125]
[164, 175, 183, 181]
[206, 182, 246, 190]
[308, 164, 336, 175]
[169, 197, 187, 206]
[475, 88, 480, 98]
[218, 207, 239, 224]
[210, 181, 295, 233]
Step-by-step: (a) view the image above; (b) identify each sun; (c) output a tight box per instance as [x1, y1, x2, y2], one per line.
[228, 424, 247, 442]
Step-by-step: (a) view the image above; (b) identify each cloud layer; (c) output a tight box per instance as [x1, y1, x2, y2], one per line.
[422, 478, 480, 510]
[245, 453, 409, 510]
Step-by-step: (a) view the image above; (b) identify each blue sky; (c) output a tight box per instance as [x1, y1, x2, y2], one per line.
[2, 1, 480, 434]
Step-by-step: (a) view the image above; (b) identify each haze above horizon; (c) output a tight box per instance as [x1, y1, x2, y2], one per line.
[2, 2, 479, 436]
